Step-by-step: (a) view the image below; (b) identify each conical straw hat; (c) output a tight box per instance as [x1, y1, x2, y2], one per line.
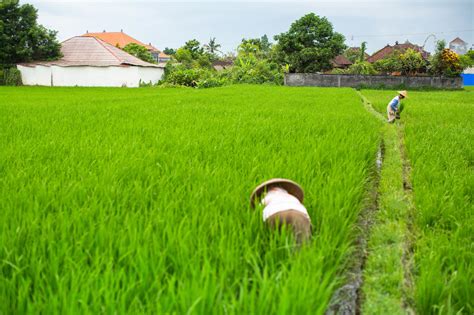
[250, 178, 304, 208]
[398, 90, 408, 98]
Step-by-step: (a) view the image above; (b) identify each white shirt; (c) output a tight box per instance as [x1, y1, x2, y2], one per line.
[261, 187, 310, 221]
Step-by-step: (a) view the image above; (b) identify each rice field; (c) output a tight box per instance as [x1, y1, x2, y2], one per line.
[0, 86, 381, 314]
[2, 85, 472, 314]
[362, 88, 474, 314]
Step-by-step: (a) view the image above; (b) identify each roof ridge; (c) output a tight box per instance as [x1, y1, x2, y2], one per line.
[92, 37, 123, 63]
[368, 44, 390, 61]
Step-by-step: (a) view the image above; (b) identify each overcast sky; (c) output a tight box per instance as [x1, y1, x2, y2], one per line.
[25, 0, 473, 54]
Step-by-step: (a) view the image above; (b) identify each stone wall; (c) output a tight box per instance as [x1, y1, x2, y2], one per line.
[284, 73, 463, 89]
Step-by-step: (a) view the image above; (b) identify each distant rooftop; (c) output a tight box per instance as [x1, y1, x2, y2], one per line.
[450, 37, 467, 45]
[22, 36, 162, 68]
[367, 41, 430, 63]
[83, 30, 163, 53]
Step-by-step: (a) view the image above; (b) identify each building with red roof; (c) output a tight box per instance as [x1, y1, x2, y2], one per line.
[367, 41, 430, 63]
[83, 30, 170, 63]
[17, 36, 164, 87]
[331, 55, 352, 69]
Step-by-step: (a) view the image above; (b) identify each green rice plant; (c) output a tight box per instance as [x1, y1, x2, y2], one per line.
[362, 88, 474, 314]
[0, 85, 380, 314]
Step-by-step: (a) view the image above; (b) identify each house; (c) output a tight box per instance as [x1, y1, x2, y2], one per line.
[331, 55, 352, 69]
[212, 60, 234, 71]
[367, 41, 430, 63]
[449, 37, 468, 55]
[83, 30, 170, 63]
[17, 36, 164, 87]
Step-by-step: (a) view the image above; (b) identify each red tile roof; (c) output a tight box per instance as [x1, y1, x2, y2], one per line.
[83, 31, 170, 59]
[332, 55, 352, 67]
[367, 41, 430, 63]
[22, 36, 162, 68]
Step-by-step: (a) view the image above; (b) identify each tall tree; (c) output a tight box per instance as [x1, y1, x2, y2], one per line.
[274, 13, 346, 73]
[0, 0, 61, 67]
[163, 47, 176, 55]
[183, 39, 204, 59]
[204, 37, 221, 55]
[359, 42, 367, 62]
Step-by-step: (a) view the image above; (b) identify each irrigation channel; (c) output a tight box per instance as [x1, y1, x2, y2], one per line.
[326, 91, 416, 314]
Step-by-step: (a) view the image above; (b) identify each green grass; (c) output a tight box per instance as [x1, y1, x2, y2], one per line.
[362, 89, 474, 314]
[0, 85, 380, 314]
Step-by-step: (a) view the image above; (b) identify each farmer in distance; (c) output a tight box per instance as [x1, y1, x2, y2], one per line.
[387, 90, 408, 123]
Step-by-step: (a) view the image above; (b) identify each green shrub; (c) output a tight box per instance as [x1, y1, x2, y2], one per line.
[330, 68, 347, 74]
[347, 61, 377, 75]
[165, 68, 201, 87]
[223, 52, 284, 85]
[399, 49, 427, 75]
[123, 43, 156, 64]
[161, 37, 283, 88]
[195, 74, 227, 89]
[373, 53, 402, 75]
[4, 68, 22, 86]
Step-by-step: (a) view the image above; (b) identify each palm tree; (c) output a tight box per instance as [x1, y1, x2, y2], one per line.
[204, 37, 222, 55]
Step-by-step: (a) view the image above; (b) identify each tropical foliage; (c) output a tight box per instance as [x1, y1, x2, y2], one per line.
[273, 13, 346, 73]
[0, 0, 61, 67]
[122, 43, 156, 64]
[399, 48, 426, 75]
[161, 36, 283, 88]
[347, 61, 377, 75]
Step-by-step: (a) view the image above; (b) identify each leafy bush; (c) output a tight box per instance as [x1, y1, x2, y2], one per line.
[4, 68, 22, 86]
[347, 61, 377, 75]
[429, 41, 465, 77]
[399, 49, 426, 75]
[123, 43, 156, 64]
[373, 52, 402, 75]
[165, 68, 202, 87]
[162, 62, 226, 88]
[161, 37, 283, 88]
[459, 54, 474, 70]
[195, 75, 227, 89]
[329, 68, 347, 74]
[224, 53, 283, 85]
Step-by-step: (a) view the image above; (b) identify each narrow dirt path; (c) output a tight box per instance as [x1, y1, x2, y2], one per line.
[326, 91, 417, 314]
[356, 91, 416, 314]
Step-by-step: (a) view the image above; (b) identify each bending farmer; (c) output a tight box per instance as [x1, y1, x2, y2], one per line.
[387, 90, 408, 123]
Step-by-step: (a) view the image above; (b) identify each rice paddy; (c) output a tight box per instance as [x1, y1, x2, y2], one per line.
[0, 86, 380, 314]
[361, 88, 473, 314]
[1, 85, 472, 314]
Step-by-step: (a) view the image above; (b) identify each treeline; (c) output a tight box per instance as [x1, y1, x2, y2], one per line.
[158, 14, 346, 88]
[0, 0, 61, 85]
[1, 0, 473, 87]
[335, 41, 474, 77]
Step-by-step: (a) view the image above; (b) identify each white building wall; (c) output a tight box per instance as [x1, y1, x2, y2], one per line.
[138, 67, 164, 85]
[51, 66, 138, 87]
[18, 65, 164, 87]
[464, 67, 474, 74]
[17, 65, 52, 86]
